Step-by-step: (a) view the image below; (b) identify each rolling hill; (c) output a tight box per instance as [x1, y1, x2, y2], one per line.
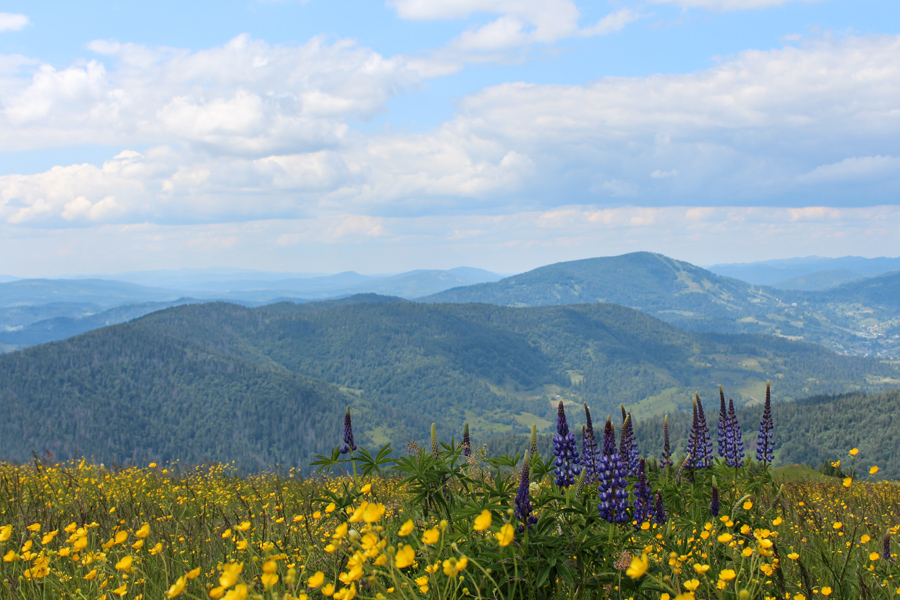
[1, 297, 898, 470]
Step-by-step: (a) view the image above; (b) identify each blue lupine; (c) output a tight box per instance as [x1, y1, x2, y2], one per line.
[726, 398, 745, 467]
[597, 417, 630, 524]
[653, 492, 667, 525]
[340, 407, 357, 454]
[660, 415, 673, 468]
[710, 482, 720, 517]
[462, 423, 471, 457]
[632, 458, 654, 527]
[883, 534, 893, 563]
[515, 452, 538, 533]
[756, 382, 774, 464]
[717, 386, 728, 459]
[582, 403, 600, 484]
[553, 401, 582, 487]
[696, 394, 713, 468]
[685, 399, 699, 466]
[620, 410, 640, 477]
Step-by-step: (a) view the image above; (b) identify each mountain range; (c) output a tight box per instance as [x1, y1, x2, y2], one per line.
[1, 295, 898, 470]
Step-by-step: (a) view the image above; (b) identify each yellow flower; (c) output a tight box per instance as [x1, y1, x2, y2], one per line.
[223, 583, 248, 600]
[308, 571, 325, 588]
[0, 525, 11, 542]
[474, 510, 492, 531]
[83, 568, 98, 580]
[325, 502, 336, 513]
[360, 483, 372, 494]
[495, 523, 514, 547]
[833, 522, 843, 530]
[870, 552, 880, 561]
[849, 448, 859, 456]
[261, 573, 279, 589]
[415, 576, 429, 587]
[395, 544, 415, 569]
[332, 523, 349, 541]
[718, 569, 736, 581]
[717, 533, 734, 543]
[787, 552, 799, 560]
[222, 529, 232, 539]
[422, 528, 440, 545]
[398, 520, 414, 536]
[743, 501, 753, 510]
[236, 540, 248, 550]
[694, 564, 710, 574]
[167, 576, 187, 598]
[772, 517, 783, 526]
[26, 523, 41, 532]
[684, 579, 701, 591]
[135, 523, 150, 539]
[362, 503, 386, 523]
[235, 522, 251, 532]
[322, 583, 335, 597]
[626, 552, 648, 579]
[112, 583, 127, 597]
[870, 466, 879, 475]
[187, 567, 201, 579]
[149, 462, 157, 468]
[843, 478, 852, 488]
[115, 555, 133, 573]
[150, 542, 163, 555]
[219, 562, 243, 589]
[821, 587, 832, 596]
[349, 502, 368, 523]
[862, 534, 871, 543]
[41, 531, 58, 545]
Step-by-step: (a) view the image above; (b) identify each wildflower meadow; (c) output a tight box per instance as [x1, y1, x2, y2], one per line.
[1, 383, 899, 600]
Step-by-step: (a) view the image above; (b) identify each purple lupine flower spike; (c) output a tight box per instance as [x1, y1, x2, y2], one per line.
[718, 386, 728, 459]
[553, 401, 582, 487]
[710, 481, 720, 516]
[514, 451, 538, 532]
[653, 492, 667, 525]
[582, 403, 600, 484]
[756, 382, 774, 464]
[696, 394, 713, 468]
[597, 417, 629, 523]
[883, 534, 893, 562]
[340, 407, 357, 454]
[463, 423, 471, 457]
[686, 398, 699, 467]
[660, 415, 672, 468]
[727, 398, 745, 467]
[619, 410, 640, 477]
[632, 458, 654, 527]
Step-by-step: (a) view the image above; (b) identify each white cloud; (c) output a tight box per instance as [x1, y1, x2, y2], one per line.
[650, 0, 819, 11]
[0, 13, 29, 32]
[797, 155, 900, 184]
[651, 169, 679, 179]
[0, 34, 420, 154]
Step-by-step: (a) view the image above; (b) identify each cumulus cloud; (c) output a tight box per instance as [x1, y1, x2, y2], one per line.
[0, 13, 29, 32]
[0, 34, 419, 154]
[3, 34, 900, 228]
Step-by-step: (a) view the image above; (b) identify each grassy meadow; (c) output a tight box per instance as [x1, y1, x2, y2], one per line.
[1, 402, 898, 600]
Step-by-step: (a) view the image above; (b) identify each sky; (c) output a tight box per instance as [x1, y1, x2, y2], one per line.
[1, 0, 899, 277]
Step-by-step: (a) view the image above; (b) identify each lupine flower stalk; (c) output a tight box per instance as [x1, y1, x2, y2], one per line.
[660, 415, 673, 468]
[597, 417, 629, 523]
[462, 423, 471, 458]
[632, 458, 654, 527]
[653, 492, 667, 525]
[687, 394, 712, 469]
[710, 478, 720, 517]
[756, 382, 775, 464]
[582, 403, 600, 484]
[515, 451, 538, 533]
[431, 423, 439, 459]
[619, 409, 640, 477]
[340, 407, 357, 455]
[884, 534, 894, 562]
[696, 394, 713, 468]
[553, 401, 582, 487]
[726, 398, 745, 467]
[717, 386, 728, 459]
[530, 424, 538, 461]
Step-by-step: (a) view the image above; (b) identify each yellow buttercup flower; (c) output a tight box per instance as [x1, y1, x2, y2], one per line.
[849, 448, 859, 456]
[718, 569, 736, 581]
[395, 545, 415, 569]
[474, 510, 492, 531]
[717, 533, 733, 543]
[422, 528, 440, 545]
[694, 563, 711, 574]
[495, 523, 514, 547]
[135, 523, 150, 539]
[166, 576, 186, 598]
[399, 520, 414, 536]
[626, 553, 648, 579]
[308, 571, 325, 588]
[362, 503, 385, 523]
[843, 478, 852, 488]
[684, 579, 700, 591]
[870, 466, 879, 475]
[115, 555, 133, 573]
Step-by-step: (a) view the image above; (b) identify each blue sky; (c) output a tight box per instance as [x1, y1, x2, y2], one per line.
[1, 0, 899, 277]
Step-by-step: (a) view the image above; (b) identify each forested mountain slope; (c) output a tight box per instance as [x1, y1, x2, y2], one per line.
[1, 298, 897, 469]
